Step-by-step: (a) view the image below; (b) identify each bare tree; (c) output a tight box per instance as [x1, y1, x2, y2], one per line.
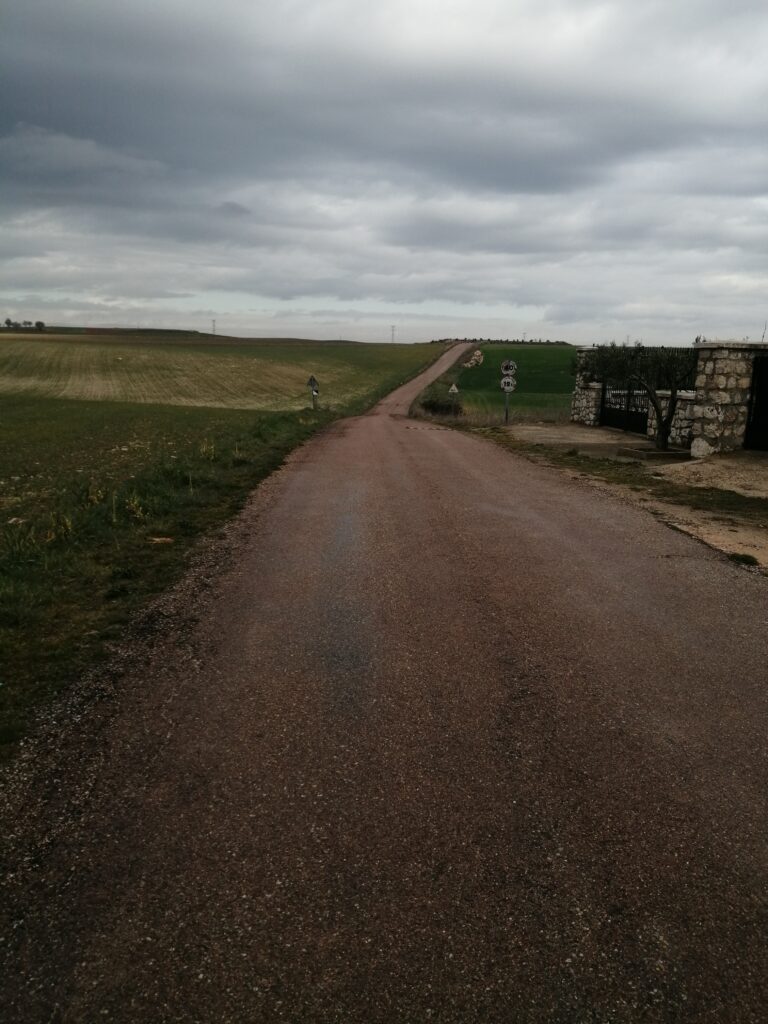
[581, 343, 698, 450]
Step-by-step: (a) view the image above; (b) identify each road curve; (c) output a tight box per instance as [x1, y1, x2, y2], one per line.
[3, 347, 768, 1023]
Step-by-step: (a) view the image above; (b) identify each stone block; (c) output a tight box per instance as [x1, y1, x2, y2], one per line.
[691, 437, 715, 458]
[721, 433, 742, 450]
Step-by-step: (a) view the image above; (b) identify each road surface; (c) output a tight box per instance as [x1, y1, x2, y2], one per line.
[3, 346, 768, 1022]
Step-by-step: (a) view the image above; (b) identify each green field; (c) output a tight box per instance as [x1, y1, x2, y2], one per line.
[0, 332, 440, 757]
[417, 344, 574, 421]
[0, 333, 433, 410]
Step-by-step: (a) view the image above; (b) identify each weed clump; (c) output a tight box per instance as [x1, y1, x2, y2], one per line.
[728, 552, 760, 566]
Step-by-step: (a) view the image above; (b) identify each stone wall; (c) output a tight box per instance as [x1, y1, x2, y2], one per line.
[690, 345, 755, 458]
[571, 381, 602, 426]
[647, 391, 695, 448]
[569, 342, 768, 457]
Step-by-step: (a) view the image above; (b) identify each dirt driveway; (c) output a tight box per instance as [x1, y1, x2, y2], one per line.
[3, 351, 768, 1022]
[510, 421, 768, 567]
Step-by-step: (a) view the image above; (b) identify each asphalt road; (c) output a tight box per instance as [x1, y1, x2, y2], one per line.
[3, 347, 768, 1022]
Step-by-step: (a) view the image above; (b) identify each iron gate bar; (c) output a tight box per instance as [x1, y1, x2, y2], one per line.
[599, 382, 649, 434]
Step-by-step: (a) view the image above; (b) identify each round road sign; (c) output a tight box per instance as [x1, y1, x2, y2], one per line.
[500, 376, 517, 392]
[501, 360, 518, 375]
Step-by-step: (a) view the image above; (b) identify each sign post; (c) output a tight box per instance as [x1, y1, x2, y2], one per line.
[307, 375, 319, 410]
[448, 382, 459, 416]
[500, 374, 517, 424]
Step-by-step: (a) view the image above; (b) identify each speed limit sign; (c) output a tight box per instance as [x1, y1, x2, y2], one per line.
[500, 376, 517, 392]
[501, 360, 518, 375]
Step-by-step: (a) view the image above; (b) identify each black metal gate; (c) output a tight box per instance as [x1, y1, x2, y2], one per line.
[745, 356, 768, 450]
[599, 383, 649, 434]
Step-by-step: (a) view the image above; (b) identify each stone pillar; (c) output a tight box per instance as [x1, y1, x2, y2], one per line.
[570, 350, 603, 426]
[690, 345, 756, 458]
[571, 383, 602, 426]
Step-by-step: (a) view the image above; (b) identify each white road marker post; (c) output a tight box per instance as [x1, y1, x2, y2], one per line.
[448, 382, 459, 417]
[307, 375, 319, 411]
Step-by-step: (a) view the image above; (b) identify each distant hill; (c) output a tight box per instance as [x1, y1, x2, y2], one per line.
[40, 327, 366, 348]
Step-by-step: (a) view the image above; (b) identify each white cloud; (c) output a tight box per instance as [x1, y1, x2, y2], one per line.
[0, 1, 767, 341]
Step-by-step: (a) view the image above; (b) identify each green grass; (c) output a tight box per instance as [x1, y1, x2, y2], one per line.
[0, 334, 440, 758]
[415, 344, 574, 422]
[0, 334, 435, 411]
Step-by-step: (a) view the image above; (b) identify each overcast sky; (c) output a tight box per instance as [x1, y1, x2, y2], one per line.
[1, 1, 767, 343]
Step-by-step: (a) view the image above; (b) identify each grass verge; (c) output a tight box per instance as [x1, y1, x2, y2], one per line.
[0, 343, 439, 759]
[0, 399, 333, 756]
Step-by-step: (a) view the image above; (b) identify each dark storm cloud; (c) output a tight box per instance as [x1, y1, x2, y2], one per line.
[1, 0, 767, 340]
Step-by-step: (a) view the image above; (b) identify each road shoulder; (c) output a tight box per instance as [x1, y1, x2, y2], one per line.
[464, 425, 768, 572]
